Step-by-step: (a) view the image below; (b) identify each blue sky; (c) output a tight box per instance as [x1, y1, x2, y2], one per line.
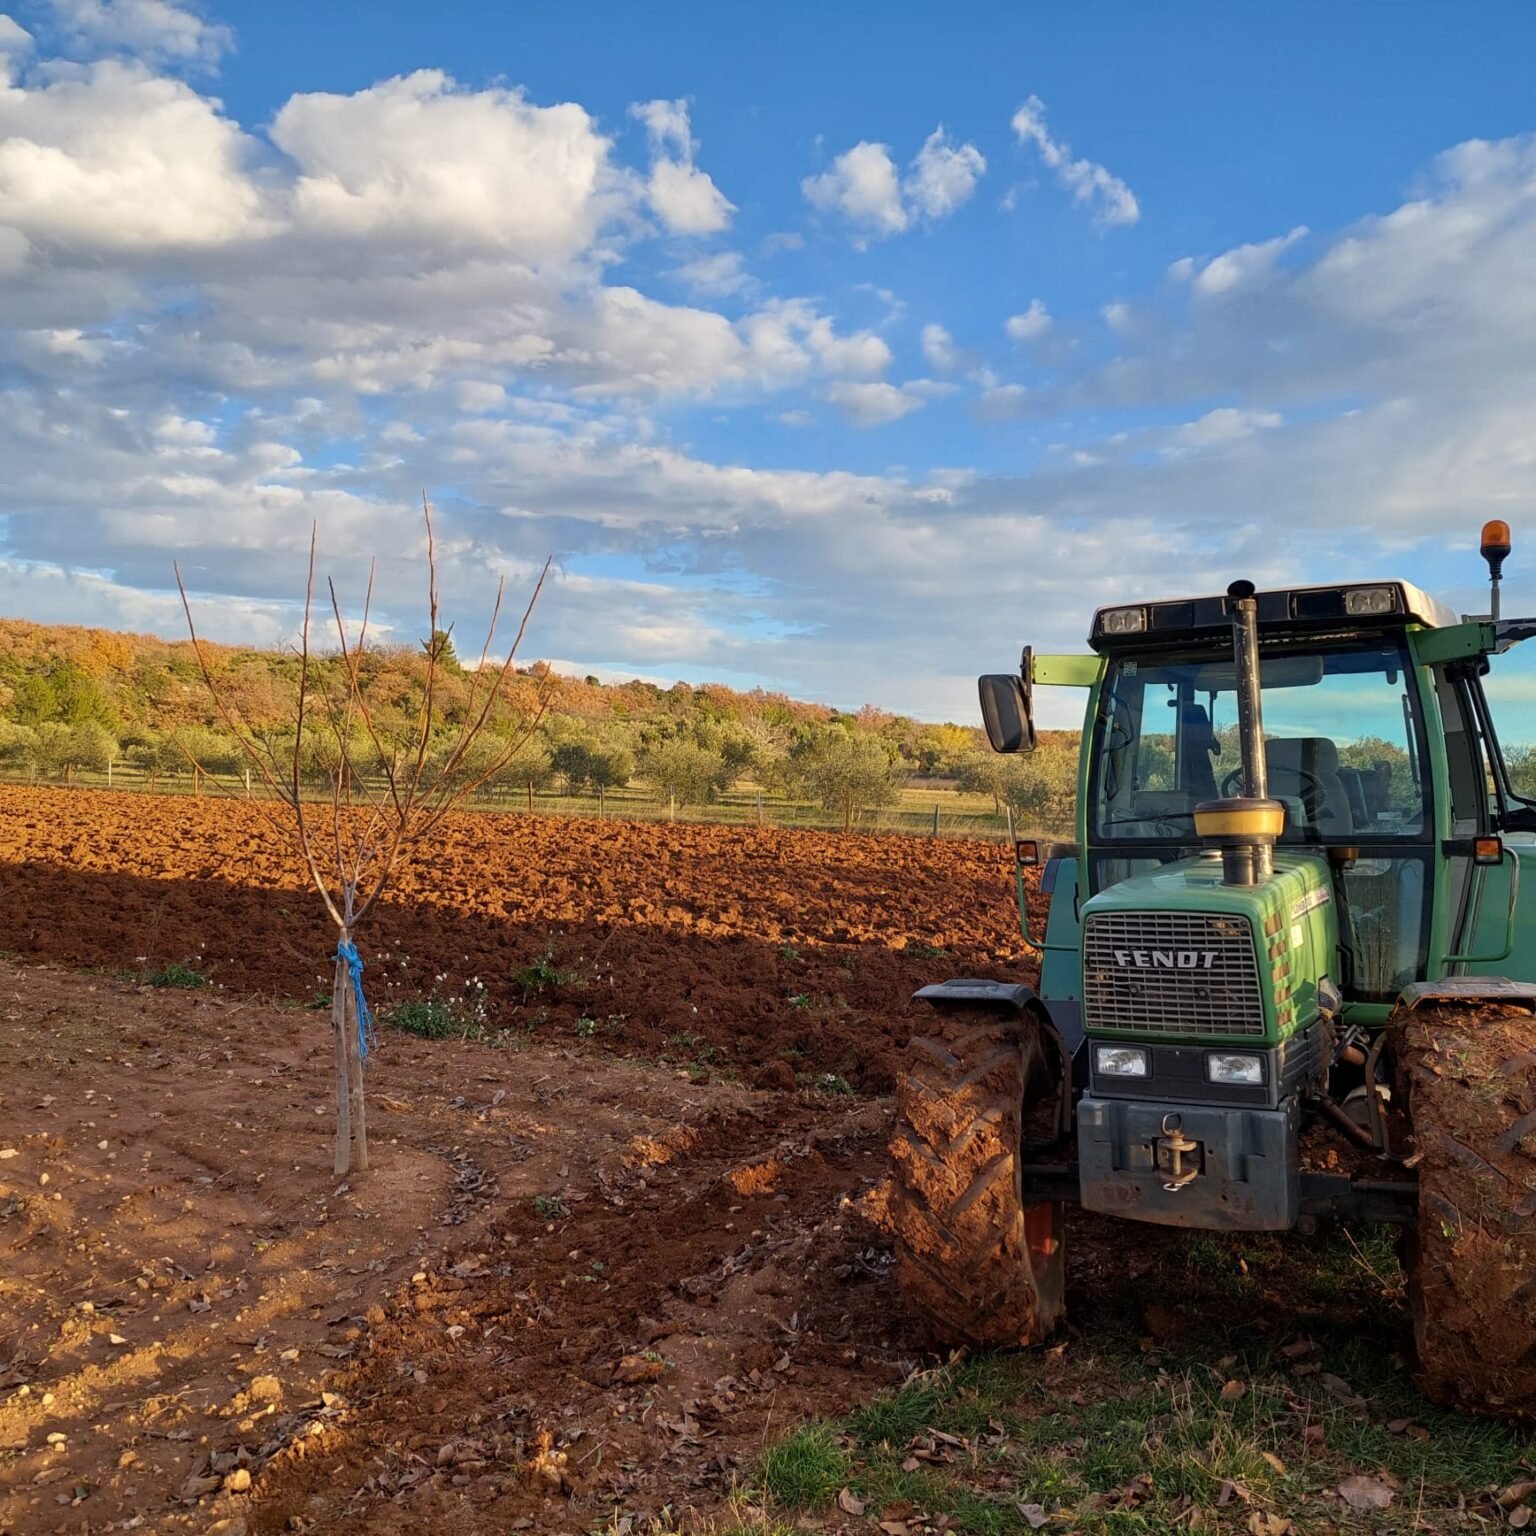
[3, 1, 1536, 726]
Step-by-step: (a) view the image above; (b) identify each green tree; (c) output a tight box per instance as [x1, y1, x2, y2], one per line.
[638, 738, 731, 807]
[421, 628, 462, 674]
[955, 738, 1079, 835]
[785, 725, 905, 832]
[33, 721, 118, 782]
[0, 720, 39, 772]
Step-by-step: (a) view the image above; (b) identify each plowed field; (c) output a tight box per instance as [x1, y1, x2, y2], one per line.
[0, 785, 1036, 1093]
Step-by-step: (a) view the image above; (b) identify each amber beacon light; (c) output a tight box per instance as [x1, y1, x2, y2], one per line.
[1482, 520, 1513, 621]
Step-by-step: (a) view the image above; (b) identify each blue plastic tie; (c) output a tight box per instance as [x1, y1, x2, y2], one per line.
[336, 939, 375, 1063]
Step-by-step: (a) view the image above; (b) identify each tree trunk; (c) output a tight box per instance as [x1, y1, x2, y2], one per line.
[331, 946, 352, 1176]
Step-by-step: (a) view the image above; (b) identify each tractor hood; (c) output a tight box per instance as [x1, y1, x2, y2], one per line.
[1080, 850, 1338, 1044]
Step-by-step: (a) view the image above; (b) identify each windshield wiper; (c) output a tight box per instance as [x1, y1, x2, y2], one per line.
[1100, 809, 1197, 829]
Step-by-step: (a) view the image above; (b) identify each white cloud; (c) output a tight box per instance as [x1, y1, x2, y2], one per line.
[1163, 407, 1283, 454]
[1011, 95, 1139, 226]
[921, 322, 961, 371]
[803, 140, 907, 239]
[274, 71, 610, 257]
[48, 0, 232, 69]
[0, 14, 33, 59]
[903, 126, 985, 219]
[973, 383, 1030, 422]
[672, 250, 752, 296]
[629, 98, 690, 157]
[629, 96, 734, 235]
[804, 125, 986, 243]
[0, 60, 266, 251]
[1174, 226, 1308, 296]
[1005, 299, 1052, 342]
[453, 380, 507, 413]
[826, 379, 927, 426]
[646, 157, 734, 235]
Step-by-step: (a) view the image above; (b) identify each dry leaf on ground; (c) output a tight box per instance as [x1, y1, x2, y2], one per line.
[1337, 1474, 1395, 1510]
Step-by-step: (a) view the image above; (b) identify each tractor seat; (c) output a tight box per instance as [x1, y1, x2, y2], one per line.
[1266, 736, 1355, 834]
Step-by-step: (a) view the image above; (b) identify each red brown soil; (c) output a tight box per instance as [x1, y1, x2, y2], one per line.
[0, 786, 1051, 1532]
[0, 961, 904, 1535]
[0, 785, 1041, 1094]
[1396, 1003, 1536, 1416]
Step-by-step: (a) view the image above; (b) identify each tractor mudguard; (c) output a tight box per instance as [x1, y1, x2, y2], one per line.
[1397, 977, 1536, 1013]
[912, 978, 1041, 1011]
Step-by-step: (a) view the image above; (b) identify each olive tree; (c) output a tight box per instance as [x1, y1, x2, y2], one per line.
[786, 725, 906, 832]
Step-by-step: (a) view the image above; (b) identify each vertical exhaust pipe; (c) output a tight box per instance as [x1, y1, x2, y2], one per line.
[1193, 580, 1283, 885]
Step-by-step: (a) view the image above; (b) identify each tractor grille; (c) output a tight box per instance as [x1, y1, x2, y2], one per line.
[1083, 911, 1264, 1038]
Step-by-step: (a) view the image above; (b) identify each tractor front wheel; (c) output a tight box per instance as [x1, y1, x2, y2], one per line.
[1396, 1002, 1536, 1416]
[889, 1003, 1066, 1349]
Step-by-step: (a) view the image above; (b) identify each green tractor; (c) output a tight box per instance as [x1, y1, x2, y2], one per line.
[891, 523, 1536, 1415]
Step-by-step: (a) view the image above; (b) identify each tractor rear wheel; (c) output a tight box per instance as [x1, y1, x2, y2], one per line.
[889, 1003, 1066, 1349]
[1396, 1002, 1536, 1416]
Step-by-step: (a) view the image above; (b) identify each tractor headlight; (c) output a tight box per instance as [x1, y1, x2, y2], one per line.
[1095, 1045, 1149, 1078]
[1206, 1052, 1264, 1086]
[1344, 585, 1399, 617]
[1100, 606, 1147, 636]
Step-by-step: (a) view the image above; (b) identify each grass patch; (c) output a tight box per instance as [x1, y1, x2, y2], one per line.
[145, 960, 207, 988]
[515, 950, 573, 995]
[759, 1422, 848, 1508]
[390, 995, 482, 1040]
[752, 1224, 1536, 1534]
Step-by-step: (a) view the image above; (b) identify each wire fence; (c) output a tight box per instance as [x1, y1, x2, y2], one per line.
[0, 763, 1026, 843]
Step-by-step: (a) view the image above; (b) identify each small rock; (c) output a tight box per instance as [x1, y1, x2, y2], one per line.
[249, 1376, 282, 1404]
[223, 1467, 252, 1494]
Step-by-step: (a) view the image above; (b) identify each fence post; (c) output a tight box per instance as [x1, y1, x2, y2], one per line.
[669, 790, 676, 823]
[527, 781, 533, 814]
[931, 803, 940, 839]
[107, 758, 113, 789]
[755, 789, 763, 827]
[1006, 805, 1016, 846]
[244, 767, 251, 798]
[599, 784, 606, 820]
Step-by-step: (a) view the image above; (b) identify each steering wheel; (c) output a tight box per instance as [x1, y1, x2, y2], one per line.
[1221, 765, 1324, 822]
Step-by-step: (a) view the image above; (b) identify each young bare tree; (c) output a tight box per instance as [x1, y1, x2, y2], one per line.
[176, 501, 550, 1174]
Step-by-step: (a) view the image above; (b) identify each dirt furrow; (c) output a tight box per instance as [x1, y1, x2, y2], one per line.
[249, 1098, 900, 1535]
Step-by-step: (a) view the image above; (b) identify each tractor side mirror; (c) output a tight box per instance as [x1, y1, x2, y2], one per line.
[979, 671, 1036, 753]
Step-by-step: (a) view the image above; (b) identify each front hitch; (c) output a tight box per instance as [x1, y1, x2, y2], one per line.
[1155, 1113, 1203, 1192]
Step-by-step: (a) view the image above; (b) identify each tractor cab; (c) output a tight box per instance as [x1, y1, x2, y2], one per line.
[1083, 584, 1484, 1006]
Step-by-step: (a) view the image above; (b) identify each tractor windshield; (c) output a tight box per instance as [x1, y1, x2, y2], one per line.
[1090, 637, 1428, 845]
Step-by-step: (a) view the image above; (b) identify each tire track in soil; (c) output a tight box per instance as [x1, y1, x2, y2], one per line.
[249, 1097, 903, 1535]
